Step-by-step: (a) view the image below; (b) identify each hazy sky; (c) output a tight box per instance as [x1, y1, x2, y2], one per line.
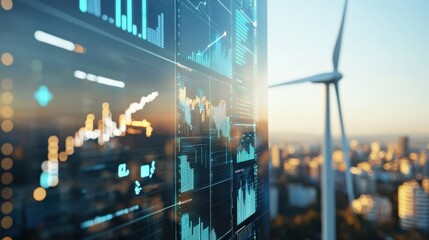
[268, 0, 429, 138]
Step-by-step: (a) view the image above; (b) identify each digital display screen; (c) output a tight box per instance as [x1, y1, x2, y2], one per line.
[0, 0, 268, 239]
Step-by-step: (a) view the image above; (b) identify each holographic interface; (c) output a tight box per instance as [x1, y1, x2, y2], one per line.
[0, 0, 268, 239]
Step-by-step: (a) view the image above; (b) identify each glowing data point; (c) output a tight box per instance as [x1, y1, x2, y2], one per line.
[34, 85, 52, 107]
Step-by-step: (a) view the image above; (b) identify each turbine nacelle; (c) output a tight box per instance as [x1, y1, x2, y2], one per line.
[311, 71, 343, 84]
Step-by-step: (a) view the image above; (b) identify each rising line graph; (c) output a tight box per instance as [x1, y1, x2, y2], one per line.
[197, 31, 227, 55]
[36, 92, 159, 199]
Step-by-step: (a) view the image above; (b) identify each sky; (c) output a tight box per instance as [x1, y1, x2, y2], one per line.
[267, 0, 429, 138]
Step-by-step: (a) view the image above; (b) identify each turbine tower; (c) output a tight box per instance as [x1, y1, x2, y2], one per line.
[269, 1, 353, 239]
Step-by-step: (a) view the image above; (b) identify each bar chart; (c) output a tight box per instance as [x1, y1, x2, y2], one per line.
[181, 213, 218, 240]
[179, 155, 195, 193]
[235, 9, 255, 66]
[79, 0, 165, 48]
[236, 178, 256, 225]
[237, 132, 256, 163]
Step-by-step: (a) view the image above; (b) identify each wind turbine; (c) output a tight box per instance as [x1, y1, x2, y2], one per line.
[269, 1, 353, 240]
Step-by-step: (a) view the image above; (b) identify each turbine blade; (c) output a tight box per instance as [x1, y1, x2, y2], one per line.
[332, 0, 348, 71]
[269, 78, 314, 88]
[269, 72, 337, 88]
[334, 81, 354, 206]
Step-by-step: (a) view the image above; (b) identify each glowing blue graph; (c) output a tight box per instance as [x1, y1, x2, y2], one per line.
[236, 179, 256, 225]
[237, 133, 255, 163]
[178, 83, 210, 134]
[237, 144, 255, 163]
[181, 213, 217, 240]
[187, 33, 232, 78]
[178, 92, 193, 130]
[235, 9, 253, 66]
[79, 0, 164, 48]
[179, 155, 195, 193]
[178, 86, 206, 130]
[212, 100, 231, 140]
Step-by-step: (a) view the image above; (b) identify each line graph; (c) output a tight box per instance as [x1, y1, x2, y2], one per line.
[178, 0, 232, 78]
[194, 1, 207, 9]
[178, 72, 231, 139]
[197, 31, 227, 56]
[212, 99, 231, 140]
[187, 0, 210, 21]
[37, 92, 159, 194]
[187, 32, 232, 77]
[178, 85, 211, 135]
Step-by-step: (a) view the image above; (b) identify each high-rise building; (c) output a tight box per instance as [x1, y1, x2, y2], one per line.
[398, 180, 419, 230]
[271, 144, 280, 168]
[352, 165, 376, 195]
[283, 158, 300, 176]
[308, 159, 320, 181]
[425, 162, 429, 177]
[423, 178, 429, 192]
[287, 184, 317, 208]
[398, 179, 429, 232]
[270, 184, 279, 219]
[352, 195, 392, 223]
[397, 136, 410, 159]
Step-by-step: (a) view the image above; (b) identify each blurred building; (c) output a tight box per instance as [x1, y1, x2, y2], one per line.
[399, 158, 413, 177]
[419, 150, 427, 168]
[287, 184, 316, 208]
[351, 164, 376, 195]
[396, 136, 409, 159]
[417, 178, 429, 231]
[398, 179, 429, 232]
[335, 170, 346, 193]
[270, 184, 279, 219]
[283, 158, 301, 177]
[308, 158, 320, 182]
[425, 162, 429, 177]
[352, 194, 392, 223]
[271, 144, 280, 168]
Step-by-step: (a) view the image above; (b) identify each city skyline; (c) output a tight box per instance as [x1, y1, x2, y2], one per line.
[269, 134, 429, 239]
[268, 0, 429, 137]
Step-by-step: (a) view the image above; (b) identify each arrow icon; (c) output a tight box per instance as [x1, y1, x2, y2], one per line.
[134, 181, 142, 195]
